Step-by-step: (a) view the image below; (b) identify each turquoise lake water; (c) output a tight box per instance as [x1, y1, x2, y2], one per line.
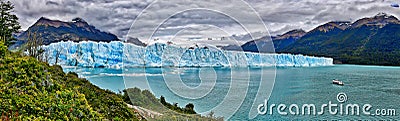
[63, 65, 400, 120]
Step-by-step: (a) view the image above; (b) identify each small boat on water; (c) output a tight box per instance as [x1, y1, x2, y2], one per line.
[332, 79, 344, 86]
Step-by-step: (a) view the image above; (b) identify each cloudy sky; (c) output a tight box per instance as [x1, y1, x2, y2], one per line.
[12, 0, 400, 42]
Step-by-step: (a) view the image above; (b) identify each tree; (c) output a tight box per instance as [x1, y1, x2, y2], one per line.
[185, 103, 194, 110]
[0, 36, 6, 58]
[54, 47, 62, 64]
[0, 0, 20, 45]
[160, 96, 167, 105]
[184, 103, 196, 114]
[26, 31, 45, 61]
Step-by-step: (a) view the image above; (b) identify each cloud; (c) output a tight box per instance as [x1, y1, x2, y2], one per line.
[12, 0, 150, 38]
[246, 0, 400, 33]
[11, 0, 400, 40]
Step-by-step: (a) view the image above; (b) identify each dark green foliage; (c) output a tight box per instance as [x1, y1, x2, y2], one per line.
[0, 40, 6, 58]
[157, 95, 197, 114]
[160, 96, 166, 105]
[63, 73, 137, 120]
[121, 88, 221, 120]
[184, 103, 196, 114]
[122, 88, 165, 111]
[0, 42, 138, 120]
[122, 88, 197, 114]
[0, 52, 100, 120]
[0, 0, 21, 45]
[272, 37, 297, 50]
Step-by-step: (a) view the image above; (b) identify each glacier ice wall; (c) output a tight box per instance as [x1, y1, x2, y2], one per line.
[42, 41, 333, 68]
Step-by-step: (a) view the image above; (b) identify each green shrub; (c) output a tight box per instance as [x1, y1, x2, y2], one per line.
[0, 46, 138, 120]
[0, 40, 7, 58]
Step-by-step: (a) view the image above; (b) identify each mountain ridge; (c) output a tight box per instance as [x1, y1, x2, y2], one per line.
[240, 12, 400, 66]
[17, 17, 119, 45]
[280, 12, 400, 65]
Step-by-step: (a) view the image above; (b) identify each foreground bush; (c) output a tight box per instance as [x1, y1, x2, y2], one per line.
[0, 40, 138, 120]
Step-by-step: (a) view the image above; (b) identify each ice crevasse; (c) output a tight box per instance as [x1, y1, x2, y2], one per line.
[42, 41, 334, 68]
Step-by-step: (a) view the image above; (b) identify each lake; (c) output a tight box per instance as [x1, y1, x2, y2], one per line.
[63, 65, 400, 120]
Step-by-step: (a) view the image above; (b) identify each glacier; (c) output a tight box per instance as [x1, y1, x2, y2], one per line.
[42, 41, 333, 68]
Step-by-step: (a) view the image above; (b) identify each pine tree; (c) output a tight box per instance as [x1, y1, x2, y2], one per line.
[0, 0, 20, 45]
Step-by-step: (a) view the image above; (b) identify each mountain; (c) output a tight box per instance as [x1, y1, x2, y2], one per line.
[274, 29, 307, 40]
[351, 12, 400, 28]
[240, 36, 272, 53]
[271, 29, 306, 50]
[278, 13, 400, 66]
[125, 37, 147, 47]
[240, 29, 306, 52]
[219, 44, 242, 51]
[238, 13, 400, 66]
[17, 17, 119, 45]
[230, 31, 269, 42]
